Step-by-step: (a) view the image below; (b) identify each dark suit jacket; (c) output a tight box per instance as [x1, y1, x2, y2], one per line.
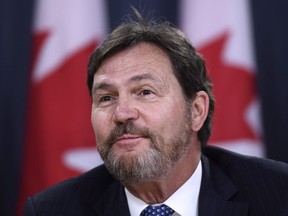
[23, 146, 288, 215]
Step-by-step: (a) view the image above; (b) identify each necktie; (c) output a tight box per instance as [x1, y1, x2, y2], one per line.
[140, 204, 175, 216]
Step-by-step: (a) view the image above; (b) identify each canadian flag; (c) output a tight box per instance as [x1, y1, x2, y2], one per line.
[18, 0, 106, 211]
[180, 0, 264, 156]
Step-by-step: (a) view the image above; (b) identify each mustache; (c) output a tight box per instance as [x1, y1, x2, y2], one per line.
[103, 121, 152, 147]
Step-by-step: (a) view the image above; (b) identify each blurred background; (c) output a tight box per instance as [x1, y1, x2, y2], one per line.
[1, 0, 288, 215]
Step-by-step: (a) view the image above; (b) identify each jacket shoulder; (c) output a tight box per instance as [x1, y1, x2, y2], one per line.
[24, 165, 118, 215]
[202, 146, 288, 214]
[202, 145, 288, 177]
[35, 164, 113, 199]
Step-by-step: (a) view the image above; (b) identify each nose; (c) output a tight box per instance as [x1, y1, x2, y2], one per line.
[112, 99, 139, 124]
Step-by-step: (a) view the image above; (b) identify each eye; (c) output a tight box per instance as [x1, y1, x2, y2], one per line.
[99, 95, 112, 102]
[140, 89, 154, 96]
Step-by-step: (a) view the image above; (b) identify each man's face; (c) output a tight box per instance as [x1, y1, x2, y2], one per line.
[91, 43, 193, 183]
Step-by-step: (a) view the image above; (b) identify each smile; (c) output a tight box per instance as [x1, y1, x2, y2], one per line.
[115, 134, 142, 144]
[113, 134, 148, 151]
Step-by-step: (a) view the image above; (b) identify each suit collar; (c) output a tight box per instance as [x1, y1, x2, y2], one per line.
[198, 154, 249, 216]
[93, 178, 130, 216]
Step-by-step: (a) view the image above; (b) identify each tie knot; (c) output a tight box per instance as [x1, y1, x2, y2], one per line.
[140, 204, 175, 216]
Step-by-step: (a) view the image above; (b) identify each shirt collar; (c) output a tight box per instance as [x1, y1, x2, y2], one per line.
[125, 160, 202, 216]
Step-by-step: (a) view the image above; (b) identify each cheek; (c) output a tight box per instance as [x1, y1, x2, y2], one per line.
[147, 108, 179, 137]
[91, 110, 98, 131]
[91, 110, 111, 143]
[154, 103, 188, 137]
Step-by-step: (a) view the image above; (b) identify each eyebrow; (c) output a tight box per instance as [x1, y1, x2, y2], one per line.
[92, 73, 161, 95]
[129, 73, 160, 83]
[92, 82, 113, 95]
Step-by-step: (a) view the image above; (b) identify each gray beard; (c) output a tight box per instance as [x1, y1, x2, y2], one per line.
[97, 104, 192, 184]
[104, 145, 170, 184]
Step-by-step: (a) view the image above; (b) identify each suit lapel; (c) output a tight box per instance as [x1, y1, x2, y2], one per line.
[91, 153, 250, 216]
[198, 155, 249, 216]
[93, 179, 130, 216]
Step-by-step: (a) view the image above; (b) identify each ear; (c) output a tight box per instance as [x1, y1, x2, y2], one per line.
[191, 91, 209, 132]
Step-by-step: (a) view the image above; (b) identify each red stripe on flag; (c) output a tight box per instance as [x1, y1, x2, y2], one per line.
[18, 40, 97, 212]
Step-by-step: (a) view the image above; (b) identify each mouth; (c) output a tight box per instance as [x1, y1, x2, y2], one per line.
[115, 134, 142, 143]
[113, 134, 148, 151]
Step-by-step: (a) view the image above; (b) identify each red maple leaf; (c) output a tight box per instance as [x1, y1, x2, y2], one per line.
[198, 33, 258, 142]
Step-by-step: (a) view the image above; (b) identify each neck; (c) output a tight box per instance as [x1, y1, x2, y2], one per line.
[123, 142, 201, 204]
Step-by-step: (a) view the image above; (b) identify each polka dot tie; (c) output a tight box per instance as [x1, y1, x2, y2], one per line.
[140, 204, 175, 216]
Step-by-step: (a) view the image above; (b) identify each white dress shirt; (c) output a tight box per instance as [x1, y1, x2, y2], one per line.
[125, 160, 202, 216]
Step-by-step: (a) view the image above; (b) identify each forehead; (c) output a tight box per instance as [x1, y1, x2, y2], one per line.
[94, 43, 176, 83]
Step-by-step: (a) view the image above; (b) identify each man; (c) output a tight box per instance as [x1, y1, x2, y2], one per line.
[24, 10, 288, 216]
